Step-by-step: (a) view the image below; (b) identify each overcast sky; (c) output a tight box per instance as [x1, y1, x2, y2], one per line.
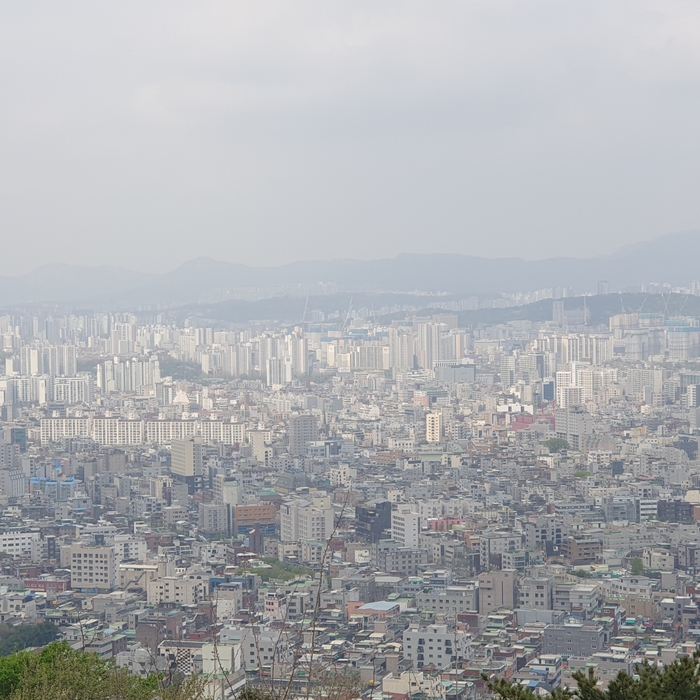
[1, 1, 700, 274]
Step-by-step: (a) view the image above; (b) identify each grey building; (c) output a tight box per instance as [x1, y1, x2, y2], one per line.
[288, 414, 318, 456]
[415, 585, 478, 616]
[518, 576, 554, 610]
[371, 541, 429, 575]
[543, 622, 605, 657]
[198, 502, 228, 534]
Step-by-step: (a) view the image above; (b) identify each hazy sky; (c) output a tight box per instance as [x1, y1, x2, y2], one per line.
[2, 1, 700, 274]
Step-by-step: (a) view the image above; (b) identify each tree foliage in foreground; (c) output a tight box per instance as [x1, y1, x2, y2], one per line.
[3, 642, 157, 700]
[0, 622, 59, 657]
[0, 642, 214, 700]
[486, 653, 700, 700]
[0, 639, 367, 700]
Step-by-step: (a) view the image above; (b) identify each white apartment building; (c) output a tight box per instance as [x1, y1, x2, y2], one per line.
[40, 418, 91, 445]
[391, 504, 421, 548]
[219, 627, 291, 670]
[403, 624, 472, 670]
[279, 498, 334, 543]
[200, 420, 245, 445]
[0, 592, 36, 621]
[113, 534, 148, 563]
[198, 503, 228, 534]
[52, 375, 94, 404]
[146, 420, 198, 444]
[92, 419, 145, 446]
[0, 530, 39, 556]
[329, 463, 355, 487]
[387, 436, 415, 451]
[0, 468, 28, 498]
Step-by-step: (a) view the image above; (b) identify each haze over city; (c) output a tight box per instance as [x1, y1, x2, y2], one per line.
[2, 1, 700, 273]
[3, 4, 700, 700]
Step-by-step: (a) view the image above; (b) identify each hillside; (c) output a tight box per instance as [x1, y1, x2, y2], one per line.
[1, 229, 700, 307]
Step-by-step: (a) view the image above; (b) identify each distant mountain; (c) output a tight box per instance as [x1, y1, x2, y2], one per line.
[0, 229, 698, 307]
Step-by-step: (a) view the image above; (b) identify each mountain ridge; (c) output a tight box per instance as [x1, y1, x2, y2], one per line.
[0, 229, 697, 306]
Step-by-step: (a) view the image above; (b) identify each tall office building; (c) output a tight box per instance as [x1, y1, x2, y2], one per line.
[288, 414, 318, 456]
[0, 439, 18, 469]
[554, 406, 593, 451]
[500, 355, 516, 386]
[388, 329, 414, 370]
[19, 345, 76, 377]
[266, 358, 292, 386]
[416, 322, 440, 370]
[289, 335, 308, 375]
[171, 437, 203, 493]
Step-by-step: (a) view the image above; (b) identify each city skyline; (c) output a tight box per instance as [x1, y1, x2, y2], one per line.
[4, 2, 700, 692]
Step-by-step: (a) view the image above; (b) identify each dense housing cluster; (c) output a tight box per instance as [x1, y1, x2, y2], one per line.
[0, 304, 700, 697]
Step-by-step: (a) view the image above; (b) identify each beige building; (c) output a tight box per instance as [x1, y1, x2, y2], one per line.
[147, 576, 207, 606]
[248, 430, 272, 464]
[478, 570, 516, 614]
[119, 561, 173, 589]
[170, 437, 203, 492]
[171, 437, 202, 477]
[426, 412, 443, 443]
[643, 548, 675, 571]
[68, 542, 117, 591]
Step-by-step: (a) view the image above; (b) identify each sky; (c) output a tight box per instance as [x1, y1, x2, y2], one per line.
[2, 1, 700, 275]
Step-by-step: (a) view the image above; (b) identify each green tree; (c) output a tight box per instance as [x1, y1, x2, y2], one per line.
[0, 622, 59, 657]
[0, 650, 34, 697]
[545, 438, 569, 453]
[630, 557, 644, 575]
[483, 675, 573, 700]
[237, 558, 312, 582]
[10, 642, 157, 700]
[485, 653, 700, 700]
